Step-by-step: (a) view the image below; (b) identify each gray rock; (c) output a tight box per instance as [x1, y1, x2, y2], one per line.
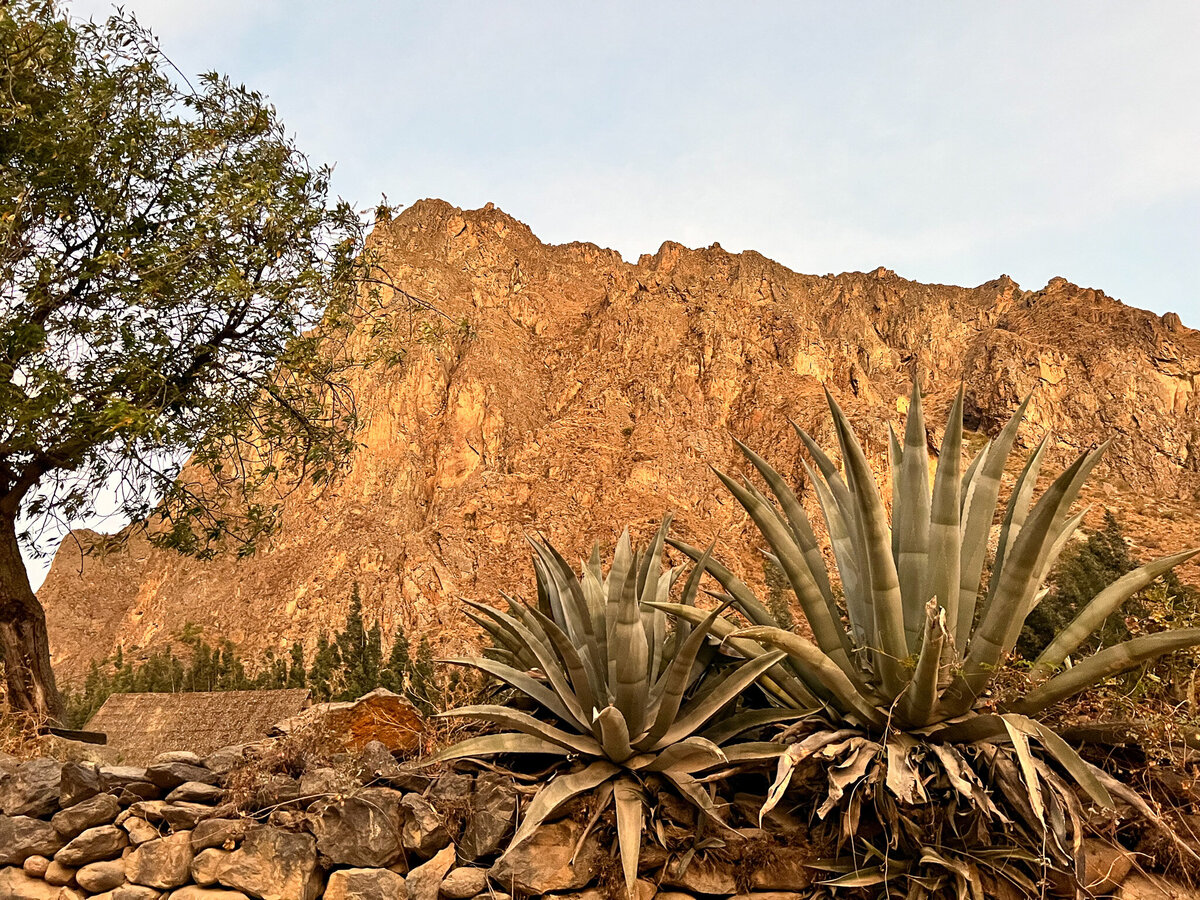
[166, 782, 225, 805]
[191, 847, 231, 885]
[44, 859, 77, 885]
[125, 832, 194, 889]
[323, 867, 406, 900]
[145, 764, 216, 792]
[406, 844, 457, 900]
[251, 774, 300, 809]
[489, 819, 603, 895]
[76, 859, 127, 892]
[203, 745, 254, 776]
[0, 815, 65, 865]
[217, 824, 318, 900]
[1, 759, 61, 817]
[99, 768, 148, 791]
[0, 866, 84, 899]
[130, 800, 212, 830]
[458, 773, 515, 861]
[190, 818, 248, 852]
[23, 855, 51, 877]
[401, 794, 450, 858]
[58, 763, 102, 808]
[123, 816, 162, 845]
[312, 787, 404, 868]
[52, 792, 122, 838]
[151, 752, 203, 767]
[55, 824, 129, 866]
[117, 783, 161, 805]
[356, 741, 403, 778]
[297, 767, 354, 798]
[440, 866, 488, 899]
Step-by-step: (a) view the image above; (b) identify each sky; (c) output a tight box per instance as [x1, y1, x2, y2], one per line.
[66, 0, 1200, 323]
[28, 2, 1200, 588]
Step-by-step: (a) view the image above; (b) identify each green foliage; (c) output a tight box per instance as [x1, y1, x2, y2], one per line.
[1019, 510, 1138, 658]
[673, 383, 1200, 894]
[434, 521, 795, 898]
[62, 585, 453, 725]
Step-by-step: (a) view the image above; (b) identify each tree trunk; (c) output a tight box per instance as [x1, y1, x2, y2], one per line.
[0, 511, 61, 721]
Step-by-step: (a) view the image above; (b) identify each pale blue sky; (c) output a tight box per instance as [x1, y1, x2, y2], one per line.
[29, 2, 1199, 589]
[67, 1, 1200, 324]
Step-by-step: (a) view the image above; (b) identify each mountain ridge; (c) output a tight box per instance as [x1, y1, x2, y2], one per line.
[38, 199, 1200, 681]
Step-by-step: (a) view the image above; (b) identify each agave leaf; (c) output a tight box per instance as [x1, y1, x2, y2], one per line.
[608, 536, 651, 734]
[530, 537, 594, 647]
[1001, 717, 1045, 826]
[594, 705, 636, 762]
[714, 466, 855, 670]
[582, 544, 609, 673]
[1030, 547, 1200, 676]
[639, 518, 672, 685]
[613, 777, 644, 898]
[650, 601, 822, 708]
[734, 437, 835, 604]
[889, 423, 903, 564]
[821, 866, 904, 887]
[824, 390, 907, 690]
[1012, 628, 1200, 715]
[1000, 714, 1113, 809]
[927, 386, 963, 645]
[651, 649, 788, 749]
[643, 736, 727, 773]
[989, 434, 1049, 589]
[953, 450, 1096, 705]
[895, 381, 931, 652]
[735, 626, 885, 727]
[803, 459, 871, 645]
[699, 707, 809, 745]
[956, 394, 1031, 640]
[638, 599, 734, 750]
[439, 704, 604, 755]
[509, 760, 620, 848]
[472, 600, 591, 731]
[717, 741, 787, 765]
[441, 656, 580, 725]
[428, 732, 574, 763]
[523, 606, 600, 721]
[896, 599, 947, 727]
[666, 538, 782, 630]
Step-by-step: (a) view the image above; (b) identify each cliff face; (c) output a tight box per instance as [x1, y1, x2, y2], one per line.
[38, 200, 1200, 680]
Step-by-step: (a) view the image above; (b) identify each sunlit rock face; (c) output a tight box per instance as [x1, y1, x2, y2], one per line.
[38, 200, 1200, 680]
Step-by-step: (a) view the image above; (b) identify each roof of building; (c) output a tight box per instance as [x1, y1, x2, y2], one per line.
[84, 689, 311, 765]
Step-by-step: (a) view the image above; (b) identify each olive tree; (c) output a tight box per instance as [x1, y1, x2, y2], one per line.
[1, 1, 384, 718]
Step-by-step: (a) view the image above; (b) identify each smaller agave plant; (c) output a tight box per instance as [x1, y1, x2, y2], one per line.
[661, 384, 1200, 894]
[432, 519, 795, 897]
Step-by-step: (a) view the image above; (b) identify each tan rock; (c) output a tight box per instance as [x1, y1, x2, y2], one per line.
[1083, 839, 1135, 895]
[191, 847, 230, 886]
[125, 832, 193, 889]
[324, 867, 406, 900]
[76, 859, 127, 892]
[490, 819, 603, 894]
[216, 825, 318, 900]
[407, 845, 458, 900]
[0, 866, 84, 899]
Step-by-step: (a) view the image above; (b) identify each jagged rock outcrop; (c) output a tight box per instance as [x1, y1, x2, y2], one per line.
[38, 199, 1200, 677]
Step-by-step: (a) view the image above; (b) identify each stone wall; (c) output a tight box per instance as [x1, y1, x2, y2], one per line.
[0, 736, 1192, 900]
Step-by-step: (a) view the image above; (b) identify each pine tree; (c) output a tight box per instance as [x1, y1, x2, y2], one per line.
[287, 642, 307, 689]
[381, 624, 411, 695]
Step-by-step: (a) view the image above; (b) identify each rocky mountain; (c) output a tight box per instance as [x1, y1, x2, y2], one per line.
[38, 200, 1200, 681]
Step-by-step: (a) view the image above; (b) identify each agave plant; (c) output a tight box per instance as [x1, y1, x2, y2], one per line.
[659, 384, 1200, 895]
[431, 520, 795, 897]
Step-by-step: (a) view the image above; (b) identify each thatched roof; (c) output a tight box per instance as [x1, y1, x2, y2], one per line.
[85, 689, 311, 765]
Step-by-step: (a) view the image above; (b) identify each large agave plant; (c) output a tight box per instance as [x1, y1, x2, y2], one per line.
[661, 384, 1200, 894]
[432, 520, 794, 897]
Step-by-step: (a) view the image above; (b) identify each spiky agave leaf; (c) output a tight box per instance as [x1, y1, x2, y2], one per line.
[433, 521, 799, 899]
[687, 380, 1200, 892]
